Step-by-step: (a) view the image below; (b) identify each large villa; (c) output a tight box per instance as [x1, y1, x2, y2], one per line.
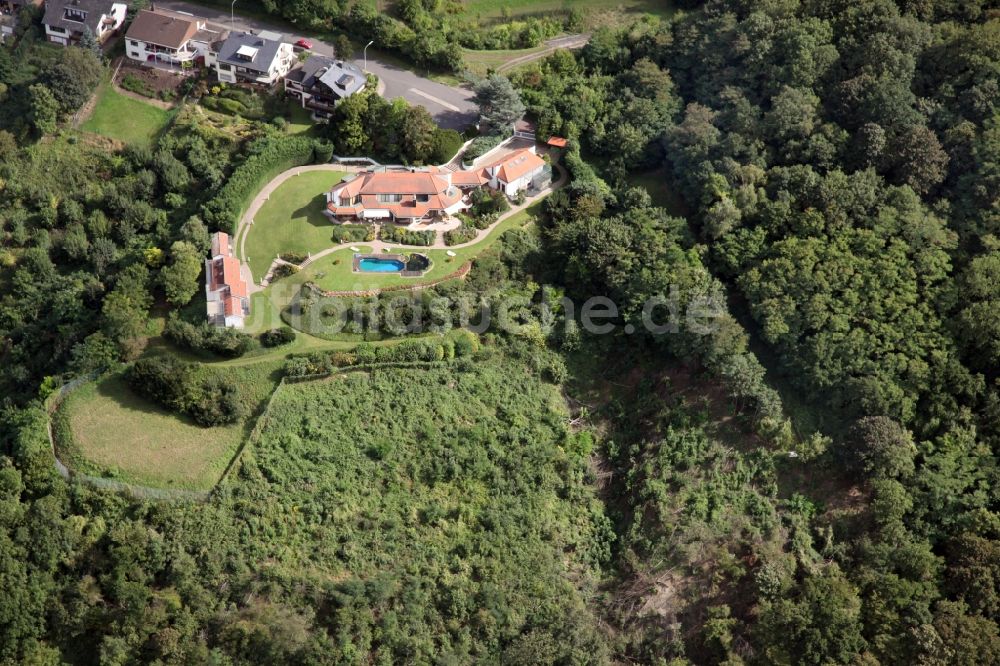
[325, 147, 548, 225]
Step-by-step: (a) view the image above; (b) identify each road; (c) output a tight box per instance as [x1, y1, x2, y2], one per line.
[154, 0, 478, 129]
[496, 33, 590, 73]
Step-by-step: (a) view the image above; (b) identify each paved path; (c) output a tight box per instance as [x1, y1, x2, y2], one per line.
[154, 0, 477, 129]
[236, 161, 567, 286]
[496, 33, 590, 73]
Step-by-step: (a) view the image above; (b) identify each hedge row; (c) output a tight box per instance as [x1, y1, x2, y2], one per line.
[202, 135, 320, 233]
[284, 332, 479, 376]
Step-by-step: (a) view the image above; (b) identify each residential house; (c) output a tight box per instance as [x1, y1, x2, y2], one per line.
[284, 55, 366, 120]
[43, 0, 126, 46]
[205, 232, 250, 328]
[213, 30, 294, 85]
[124, 9, 226, 67]
[481, 146, 549, 197]
[326, 168, 470, 224]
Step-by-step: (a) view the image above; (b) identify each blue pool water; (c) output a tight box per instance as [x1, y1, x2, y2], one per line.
[359, 257, 405, 272]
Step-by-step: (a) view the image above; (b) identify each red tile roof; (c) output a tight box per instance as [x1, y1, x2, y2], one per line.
[329, 170, 466, 220]
[547, 136, 567, 148]
[490, 149, 546, 183]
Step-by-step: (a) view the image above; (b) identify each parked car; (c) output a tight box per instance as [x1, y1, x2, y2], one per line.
[294, 38, 313, 51]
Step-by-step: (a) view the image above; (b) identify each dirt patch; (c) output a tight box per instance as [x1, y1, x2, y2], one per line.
[113, 58, 189, 108]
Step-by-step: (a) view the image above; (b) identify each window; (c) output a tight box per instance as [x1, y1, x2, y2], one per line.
[129, 39, 139, 46]
[377, 193, 403, 203]
[416, 194, 429, 203]
[219, 63, 231, 71]
[63, 8, 86, 21]
[48, 25, 66, 33]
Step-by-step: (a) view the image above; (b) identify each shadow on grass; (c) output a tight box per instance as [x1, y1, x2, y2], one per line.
[290, 192, 333, 228]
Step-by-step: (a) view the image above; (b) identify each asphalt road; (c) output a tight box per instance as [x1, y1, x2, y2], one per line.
[153, 0, 478, 129]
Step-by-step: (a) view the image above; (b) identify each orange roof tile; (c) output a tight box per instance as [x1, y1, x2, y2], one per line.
[493, 149, 546, 183]
[223, 296, 244, 317]
[547, 136, 567, 147]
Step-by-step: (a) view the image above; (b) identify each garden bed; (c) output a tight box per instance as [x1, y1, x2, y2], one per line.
[115, 60, 191, 103]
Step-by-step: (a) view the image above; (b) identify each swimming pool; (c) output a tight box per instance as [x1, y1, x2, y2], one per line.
[358, 257, 405, 272]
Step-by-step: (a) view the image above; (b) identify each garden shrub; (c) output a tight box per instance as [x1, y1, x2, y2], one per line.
[313, 139, 334, 163]
[331, 224, 372, 243]
[164, 314, 255, 358]
[271, 263, 299, 281]
[119, 73, 155, 98]
[279, 251, 308, 264]
[444, 223, 477, 246]
[463, 134, 505, 163]
[260, 327, 296, 347]
[380, 225, 434, 246]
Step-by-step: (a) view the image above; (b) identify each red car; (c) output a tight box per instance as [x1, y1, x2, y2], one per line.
[294, 38, 313, 51]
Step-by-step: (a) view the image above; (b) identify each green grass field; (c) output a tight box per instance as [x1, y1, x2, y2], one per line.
[242, 170, 349, 279]
[462, 44, 551, 76]
[56, 362, 282, 490]
[80, 84, 174, 147]
[286, 201, 542, 293]
[464, 0, 673, 20]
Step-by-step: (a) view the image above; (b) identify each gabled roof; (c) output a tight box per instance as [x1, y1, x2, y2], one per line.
[489, 149, 546, 183]
[329, 169, 465, 219]
[217, 31, 285, 73]
[210, 231, 230, 259]
[125, 9, 198, 48]
[43, 0, 120, 35]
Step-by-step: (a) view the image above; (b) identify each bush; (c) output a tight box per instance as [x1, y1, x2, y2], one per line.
[119, 73, 155, 98]
[127, 356, 246, 427]
[271, 263, 300, 281]
[313, 139, 334, 163]
[279, 251, 308, 264]
[202, 135, 316, 232]
[260, 327, 296, 347]
[381, 225, 434, 246]
[463, 134, 505, 163]
[444, 223, 477, 246]
[330, 224, 372, 243]
[164, 314, 255, 358]
[431, 129, 464, 164]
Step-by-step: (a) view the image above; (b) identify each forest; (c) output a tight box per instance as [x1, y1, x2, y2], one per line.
[2, 0, 1000, 664]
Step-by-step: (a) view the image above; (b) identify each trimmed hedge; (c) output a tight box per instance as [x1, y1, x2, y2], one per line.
[164, 314, 255, 358]
[380, 225, 434, 246]
[202, 135, 319, 233]
[331, 224, 374, 243]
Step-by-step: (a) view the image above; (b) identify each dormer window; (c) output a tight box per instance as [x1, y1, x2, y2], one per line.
[235, 44, 257, 61]
[416, 194, 429, 203]
[63, 7, 87, 21]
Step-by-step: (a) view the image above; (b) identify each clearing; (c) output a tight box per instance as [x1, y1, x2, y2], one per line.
[80, 82, 174, 146]
[54, 362, 282, 490]
[241, 169, 349, 279]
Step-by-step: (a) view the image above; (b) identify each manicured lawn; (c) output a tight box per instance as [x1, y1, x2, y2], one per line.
[241, 170, 349, 279]
[80, 84, 173, 147]
[283, 201, 542, 293]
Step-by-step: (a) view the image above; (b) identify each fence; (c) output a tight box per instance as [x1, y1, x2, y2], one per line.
[44, 360, 454, 501]
[44, 373, 210, 502]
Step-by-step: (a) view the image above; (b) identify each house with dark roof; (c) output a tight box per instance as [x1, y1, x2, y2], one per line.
[284, 55, 366, 120]
[213, 31, 294, 85]
[43, 0, 126, 46]
[205, 232, 250, 328]
[124, 8, 226, 67]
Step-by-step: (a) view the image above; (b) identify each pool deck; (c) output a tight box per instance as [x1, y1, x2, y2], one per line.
[353, 252, 429, 278]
